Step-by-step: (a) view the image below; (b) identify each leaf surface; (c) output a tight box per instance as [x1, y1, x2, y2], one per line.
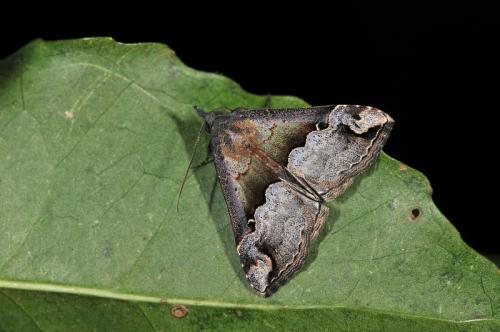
[0, 38, 498, 331]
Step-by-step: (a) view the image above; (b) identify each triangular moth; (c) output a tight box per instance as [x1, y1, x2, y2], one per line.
[197, 105, 394, 296]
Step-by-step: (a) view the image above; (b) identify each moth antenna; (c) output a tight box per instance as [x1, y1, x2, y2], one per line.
[176, 117, 206, 212]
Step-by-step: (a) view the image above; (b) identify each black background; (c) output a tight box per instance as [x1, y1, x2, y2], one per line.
[1, 20, 498, 260]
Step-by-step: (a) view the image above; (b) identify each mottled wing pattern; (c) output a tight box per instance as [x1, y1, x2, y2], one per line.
[237, 182, 328, 295]
[203, 104, 393, 297]
[288, 105, 394, 201]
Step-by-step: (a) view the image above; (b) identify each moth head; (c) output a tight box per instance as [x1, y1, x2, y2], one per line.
[194, 106, 216, 131]
[194, 106, 231, 133]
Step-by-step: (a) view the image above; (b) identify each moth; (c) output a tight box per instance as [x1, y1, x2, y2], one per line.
[196, 105, 394, 296]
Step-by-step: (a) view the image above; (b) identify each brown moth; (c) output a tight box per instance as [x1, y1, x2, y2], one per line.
[196, 105, 394, 296]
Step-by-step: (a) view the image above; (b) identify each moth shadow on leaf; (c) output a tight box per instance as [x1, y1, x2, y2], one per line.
[169, 113, 247, 285]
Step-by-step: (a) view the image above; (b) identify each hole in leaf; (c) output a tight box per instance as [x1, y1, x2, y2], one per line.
[409, 208, 422, 221]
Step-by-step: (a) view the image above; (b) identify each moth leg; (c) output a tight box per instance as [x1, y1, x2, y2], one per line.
[191, 139, 214, 171]
[191, 154, 214, 171]
[263, 94, 272, 108]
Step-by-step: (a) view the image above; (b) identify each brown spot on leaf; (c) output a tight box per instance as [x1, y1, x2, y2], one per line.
[408, 208, 422, 221]
[159, 298, 169, 304]
[170, 304, 188, 318]
[399, 163, 408, 171]
[64, 111, 74, 120]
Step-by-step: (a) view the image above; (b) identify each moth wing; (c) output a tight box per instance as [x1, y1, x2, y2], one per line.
[205, 105, 393, 296]
[287, 105, 394, 201]
[209, 106, 333, 243]
[237, 181, 328, 296]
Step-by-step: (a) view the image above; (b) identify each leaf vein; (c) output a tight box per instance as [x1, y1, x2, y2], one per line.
[137, 305, 158, 332]
[0, 291, 43, 331]
[114, 200, 176, 284]
[54, 81, 132, 168]
[480, 275, 495, 316]
[325, 195, 398, 240]
[0, 216, 45, 272]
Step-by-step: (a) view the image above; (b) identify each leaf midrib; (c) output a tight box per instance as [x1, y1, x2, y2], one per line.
[0, 279, 497, 326]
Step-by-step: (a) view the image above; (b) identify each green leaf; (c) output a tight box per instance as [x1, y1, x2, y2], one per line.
[0, 38, 498, 331]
